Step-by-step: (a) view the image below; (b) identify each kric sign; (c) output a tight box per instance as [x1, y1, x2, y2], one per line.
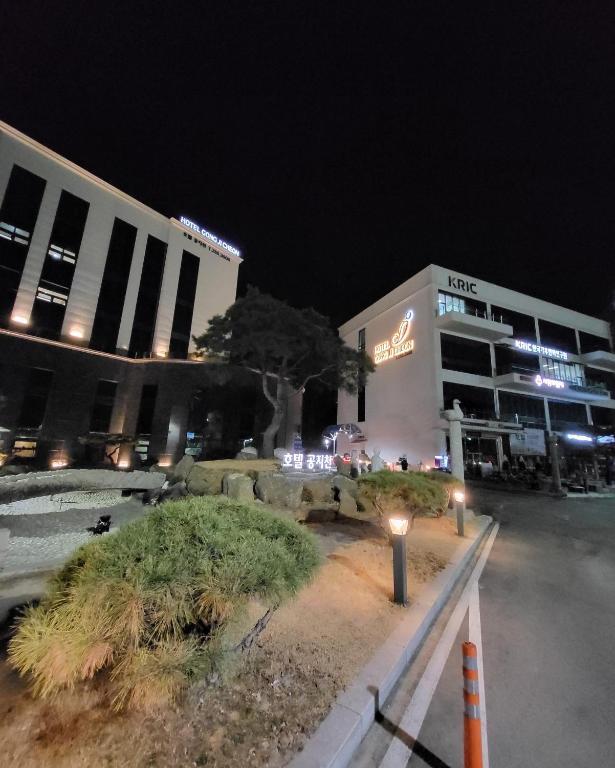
[514, 339, 568, 361]
[179, 216, 241, 257]
[374, 310, 414, 364]
[447, 275, 478, 295]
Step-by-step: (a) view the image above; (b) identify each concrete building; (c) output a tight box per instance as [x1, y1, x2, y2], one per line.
[0, 122, 298, 466]
[337, 264, 615, 476]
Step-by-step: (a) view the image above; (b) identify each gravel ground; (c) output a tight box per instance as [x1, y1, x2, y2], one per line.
[0, 489, 127, 516]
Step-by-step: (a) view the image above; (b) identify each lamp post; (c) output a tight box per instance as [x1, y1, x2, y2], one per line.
[454, 490, 465, 537]
[388, 516, 409, 605]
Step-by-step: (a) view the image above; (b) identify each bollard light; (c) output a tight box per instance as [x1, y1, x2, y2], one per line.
[454, 489, 465, 537]
[388, 516, 409, 605]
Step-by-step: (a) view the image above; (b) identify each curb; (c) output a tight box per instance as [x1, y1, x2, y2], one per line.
[289, 515, 494, 768]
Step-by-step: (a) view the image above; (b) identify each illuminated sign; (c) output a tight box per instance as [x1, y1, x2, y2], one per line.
[565, 433, 594, 443]
[534, 374, 565, 390]
[179, 216, 241, 257]
[597, 435, 615, 445]
[374, 310, 414, 364]
[281, 453, 335, 472]
[514, 339, 568, 361]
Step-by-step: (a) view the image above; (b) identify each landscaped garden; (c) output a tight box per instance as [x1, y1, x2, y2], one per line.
[0, 469, 472, 767]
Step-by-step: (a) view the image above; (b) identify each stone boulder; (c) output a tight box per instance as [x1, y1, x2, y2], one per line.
[186, 464, 226, 496]
[338, 489, 358, 517]
[255, 472, 303, 509]
[223, 472, 255, 502]
[332, 475, 359, 499]
[170, 454, 194, 484]
[162, 480, 189, 501]
[302, 476, 336, 504]
[273, 448, 289, 461]
[235, 446, 259, 460]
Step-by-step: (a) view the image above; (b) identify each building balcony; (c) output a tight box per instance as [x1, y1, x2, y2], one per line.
[436, 310, 513, 341]
[495, 367, 614, 403]
[579, 349, 615, 372]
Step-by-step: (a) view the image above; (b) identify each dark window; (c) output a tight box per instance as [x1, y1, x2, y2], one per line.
[169, 251, 199, 359]
[498, 391, 546, 428]
[585, 367, 615, 395]
[30, 191, 89, 339]
[579, 331, 611, 354]
[491, 306, 536, 340]
[129, 236, 167, 357]
[548, 399, 588, 430]
[494, 344, 540, 376]
[538, 320, 578, 354]
[90, 379, 117, 433]
[440, 333, 492, 377]
[0, 165, 46, 325]
[136, 384, 158, 434]
[90, 218, 137, 353]
[357, 328, 366, 421]
[18, 368, 54, 429]
[591, 405, 615, 428]
[443, 382, 496, 419]
[438, 291, 487, 318]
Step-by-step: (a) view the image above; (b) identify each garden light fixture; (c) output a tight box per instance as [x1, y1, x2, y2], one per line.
[388, 515, 409, 605]
[454, 489, 465, 537]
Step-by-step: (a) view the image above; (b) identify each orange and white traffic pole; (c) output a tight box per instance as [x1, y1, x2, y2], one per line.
[462, 641, 483, 768]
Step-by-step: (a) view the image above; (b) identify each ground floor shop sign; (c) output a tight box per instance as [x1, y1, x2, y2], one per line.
[509, 428, 546, 456]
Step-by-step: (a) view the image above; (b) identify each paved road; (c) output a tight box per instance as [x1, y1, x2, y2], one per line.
[352, 489, 615, 767]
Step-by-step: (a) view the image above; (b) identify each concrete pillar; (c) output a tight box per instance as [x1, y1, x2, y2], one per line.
[443, 399, 465, 483]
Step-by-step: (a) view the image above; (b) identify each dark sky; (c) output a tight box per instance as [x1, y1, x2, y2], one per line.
[3, 1, 615, 325]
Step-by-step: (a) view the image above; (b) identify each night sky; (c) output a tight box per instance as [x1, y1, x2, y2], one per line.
[3, 2, 615, 326]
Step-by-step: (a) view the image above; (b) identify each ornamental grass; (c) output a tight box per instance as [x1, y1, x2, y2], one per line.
[8, 497, 320, 711]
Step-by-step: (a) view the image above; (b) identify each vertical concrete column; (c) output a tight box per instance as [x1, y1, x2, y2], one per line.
[444, 399, 465, 483]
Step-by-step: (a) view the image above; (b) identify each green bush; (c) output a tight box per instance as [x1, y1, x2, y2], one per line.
[357, 470, 461, 524]
[9, 497, 320, 711]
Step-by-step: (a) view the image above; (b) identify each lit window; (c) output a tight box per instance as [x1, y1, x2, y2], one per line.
[35, 286, 68, 306]
[0, 220, 31, 245]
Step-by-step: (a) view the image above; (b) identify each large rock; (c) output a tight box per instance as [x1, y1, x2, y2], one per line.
[223, 472, 255, 502]
[186, 465, 226, 496]
[302, 476, 335, 504]
[0, 469, 165, 505]
[255, 472, 303, 509]
[338, 489, 358, 517]
[235, 446, 259, 460]
[170, 455, 194, 484]
[332, 475, 359, 499]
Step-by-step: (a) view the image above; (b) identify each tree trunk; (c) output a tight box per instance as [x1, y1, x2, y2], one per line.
[261, 375, 285, 458]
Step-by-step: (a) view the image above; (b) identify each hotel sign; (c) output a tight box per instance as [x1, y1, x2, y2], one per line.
[374, 310, 414, 364]
[514, 339, 568, 361]
[179, 216, 241, 257]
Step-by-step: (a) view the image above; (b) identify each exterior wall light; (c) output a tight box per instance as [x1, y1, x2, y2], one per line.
[388, 516, 409, 605]
[118, 459, 130, 469]
[50, 458, 68, 469]
[69, 327, 84, 339]
[454, 490, 466, 536]
[155, 349, 168, 358]
[157, 455, 172, 467]
[11, 314, 29, 325]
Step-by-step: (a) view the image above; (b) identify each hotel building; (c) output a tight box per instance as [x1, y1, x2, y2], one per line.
[337, 264, 615, 473]
[0, 122, 298, 466]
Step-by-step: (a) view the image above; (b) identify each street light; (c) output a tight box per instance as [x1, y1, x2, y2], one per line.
[388, 516, 409, 605]
[454, 489, 465, 537]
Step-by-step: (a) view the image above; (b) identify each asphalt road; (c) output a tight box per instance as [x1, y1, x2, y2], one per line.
[352, 488, 615, 768]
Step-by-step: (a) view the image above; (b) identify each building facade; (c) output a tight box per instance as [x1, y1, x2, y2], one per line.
[0, 122, 299, 467]
[337, 264, 615, 474]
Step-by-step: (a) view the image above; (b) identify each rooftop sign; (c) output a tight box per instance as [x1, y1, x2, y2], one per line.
[514, 339, 568, 361]
[179, 216, 241, 257]
[374, 309, 414, 364]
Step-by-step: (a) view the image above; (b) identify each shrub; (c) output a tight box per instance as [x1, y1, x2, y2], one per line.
[9, 497, 320, 710]
[357, 470, 461, 525]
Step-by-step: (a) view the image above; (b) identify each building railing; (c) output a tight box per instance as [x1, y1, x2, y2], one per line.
[438, 306, 508, 323]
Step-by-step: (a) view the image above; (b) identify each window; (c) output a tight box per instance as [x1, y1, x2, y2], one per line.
[579, 331, 612, 354]
[357, 328, 365, 421]
[591, 405, 615, 428]
[497, 391, 546, 428]
[136, 384, 158, 434]
[548, 399, 588, 430]
[494, 344, 540, 375]
[169, 251, 200, 359]
[491, 306, 536, 340]
[90, 218, 138, 353]
[129, 236, 167, 357]
[538, 320, 578, 354]
[440, 333, 492, 377]
[18, 368, 54, 429]
[443, 382, 496, 420]
[31, 190, 89, 339]
[438, 291, 487, 318]
[90, 380, 117, 433]
[0, 165, 46, 325]
[585, 367, 615, 394]
[542, 359, 584, 386]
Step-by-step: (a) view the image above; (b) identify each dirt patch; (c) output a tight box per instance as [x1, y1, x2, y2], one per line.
[0, 514, 460, 768]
